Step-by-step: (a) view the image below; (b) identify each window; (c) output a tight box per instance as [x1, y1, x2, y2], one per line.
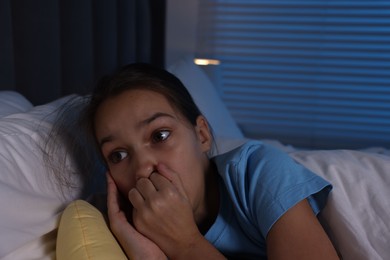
[196, 0, 390, 149]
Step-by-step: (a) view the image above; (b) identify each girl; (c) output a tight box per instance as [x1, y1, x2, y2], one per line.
[83, 63, 338, 259]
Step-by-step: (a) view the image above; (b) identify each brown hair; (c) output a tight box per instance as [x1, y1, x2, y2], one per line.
[85, 63, 203, 137]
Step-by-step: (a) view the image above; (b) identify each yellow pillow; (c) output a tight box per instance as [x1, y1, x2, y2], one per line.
[56, 200, 127, 260]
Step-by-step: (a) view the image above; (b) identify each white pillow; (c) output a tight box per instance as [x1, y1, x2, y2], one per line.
[290, 149, 390, 260]
[168, 56, 244, 140]
[0, 91, 33, 117]
[0, 95, 84, 258]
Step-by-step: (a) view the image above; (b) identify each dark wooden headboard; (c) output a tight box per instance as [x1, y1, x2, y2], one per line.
[0, 0, 165, 105]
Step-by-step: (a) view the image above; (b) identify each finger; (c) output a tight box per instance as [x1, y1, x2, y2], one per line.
[128, 187, 145, 209]
[135, 177, 157, 199]
[106, 172, 121, 215]
[149, 171, 170, 190]
[155, 163, 188, 198]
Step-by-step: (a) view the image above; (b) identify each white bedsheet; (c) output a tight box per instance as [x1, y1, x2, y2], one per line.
[290, 149, 390, 259]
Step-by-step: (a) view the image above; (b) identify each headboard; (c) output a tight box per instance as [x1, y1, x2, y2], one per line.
[0, 0, 166, 105]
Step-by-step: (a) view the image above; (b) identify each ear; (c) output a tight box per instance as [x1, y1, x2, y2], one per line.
[195, 115, 213, 153]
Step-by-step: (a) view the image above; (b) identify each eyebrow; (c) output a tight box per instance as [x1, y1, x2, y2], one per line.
[98, 112, 175, 148]
[138, 112, 175, 128]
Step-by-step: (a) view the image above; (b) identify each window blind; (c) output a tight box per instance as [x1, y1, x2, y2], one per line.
[196, 0, 390, 149]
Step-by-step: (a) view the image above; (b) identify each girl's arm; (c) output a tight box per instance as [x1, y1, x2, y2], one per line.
[266, 199, 339, 260]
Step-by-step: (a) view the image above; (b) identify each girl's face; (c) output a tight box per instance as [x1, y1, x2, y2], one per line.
[94, 89, 213, 214]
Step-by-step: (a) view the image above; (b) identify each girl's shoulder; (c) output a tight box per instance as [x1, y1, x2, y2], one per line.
[213, 139, 293, 171]
[212, 139, 329, 193]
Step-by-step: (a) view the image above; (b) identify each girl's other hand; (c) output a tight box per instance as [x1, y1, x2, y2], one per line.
[106, 172, 167, 260]
[128, 163, 203, 259]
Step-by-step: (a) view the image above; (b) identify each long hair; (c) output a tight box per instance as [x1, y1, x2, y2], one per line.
[85, 63, 203, 138]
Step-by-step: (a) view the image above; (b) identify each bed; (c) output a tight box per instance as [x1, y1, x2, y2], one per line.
[1, 1, 390, 260]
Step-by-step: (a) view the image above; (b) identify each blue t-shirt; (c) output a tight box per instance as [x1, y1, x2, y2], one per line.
[205, 141, 332, 259]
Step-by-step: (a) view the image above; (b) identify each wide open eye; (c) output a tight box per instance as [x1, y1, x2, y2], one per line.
[108, 150, 128, 164]
[152, 130, 171, 143]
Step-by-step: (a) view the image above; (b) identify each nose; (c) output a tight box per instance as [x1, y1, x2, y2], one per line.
[132, 146, 157, 180]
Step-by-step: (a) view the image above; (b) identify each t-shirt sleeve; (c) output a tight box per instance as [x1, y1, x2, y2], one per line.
[248, 143, 332, 237]
[216, 141, 332, 238]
